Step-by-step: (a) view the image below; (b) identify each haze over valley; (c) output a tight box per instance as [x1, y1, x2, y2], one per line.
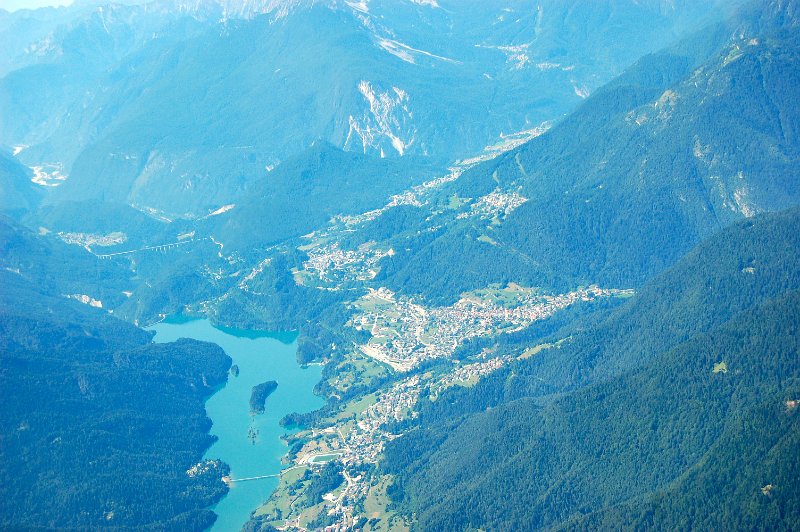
[1, 0, 799, 530]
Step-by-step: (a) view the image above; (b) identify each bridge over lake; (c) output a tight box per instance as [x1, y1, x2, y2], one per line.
[225, 465, 306, 484]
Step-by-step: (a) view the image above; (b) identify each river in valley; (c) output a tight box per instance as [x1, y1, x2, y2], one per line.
[149, 317, 324, 531]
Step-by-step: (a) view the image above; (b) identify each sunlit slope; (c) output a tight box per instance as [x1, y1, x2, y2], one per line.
[374, 8, 800, 302]
[384, 207, 800, 530]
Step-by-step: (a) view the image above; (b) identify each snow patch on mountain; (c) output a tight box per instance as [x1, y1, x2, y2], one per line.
[203, 204, 236, 218]
[345, 80, 416, 157]
[24, 33, 62, 59]
[478, 43, 531, 70]
[573, 84, 590, 98]
[377, 38, 458, 65]
[164, 0, 312, 22]
[499, 44, 530, 70]
[346, 0, 370, 13]
[219, 0, 304, 21]
[30, 163, 68, 187]
[65, 294, 103, 308]
[475, 43, 531, 70]
[344, 0, 438, 14]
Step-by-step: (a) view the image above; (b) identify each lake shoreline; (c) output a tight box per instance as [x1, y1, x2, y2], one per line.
[149, 318, 324, 531]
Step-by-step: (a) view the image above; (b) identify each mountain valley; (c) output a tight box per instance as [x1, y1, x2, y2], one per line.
[1, 0, 798, 530]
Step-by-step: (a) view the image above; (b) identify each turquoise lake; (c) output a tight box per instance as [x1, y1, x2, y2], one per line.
[149, 318, 324, 532]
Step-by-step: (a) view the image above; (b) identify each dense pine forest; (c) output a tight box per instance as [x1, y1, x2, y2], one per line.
[0, 266, 232, 529]
[383, 209, 800, 530]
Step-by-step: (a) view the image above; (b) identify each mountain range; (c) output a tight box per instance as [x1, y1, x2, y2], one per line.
[3, 0, 738, 215]
[1, 0, 798, 530]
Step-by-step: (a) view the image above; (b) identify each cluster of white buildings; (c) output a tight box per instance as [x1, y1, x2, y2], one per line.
[434, 355, 512, 393]
[302, 242, 392, 285]
[58, 231, 127, 251]
[455, 188, 529, 221]
[354, 285, 626, 371]
[342, 376, 421, 467]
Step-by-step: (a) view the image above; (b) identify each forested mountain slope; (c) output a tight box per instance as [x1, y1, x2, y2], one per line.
[0, 216, 133, 308]
[0, 223, 233, 529]
[0, 150, 39, 218]
[374, 3, 800, 302]
[210, 142, 438, 251]
[384, 208, 800, 530]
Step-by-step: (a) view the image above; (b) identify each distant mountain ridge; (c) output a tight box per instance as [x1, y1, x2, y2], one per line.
[1, 0, 739, 216]
[364, 0, 800, 303]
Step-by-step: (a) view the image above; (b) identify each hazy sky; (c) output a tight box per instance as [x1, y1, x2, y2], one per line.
[1, 0, 75, 11]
